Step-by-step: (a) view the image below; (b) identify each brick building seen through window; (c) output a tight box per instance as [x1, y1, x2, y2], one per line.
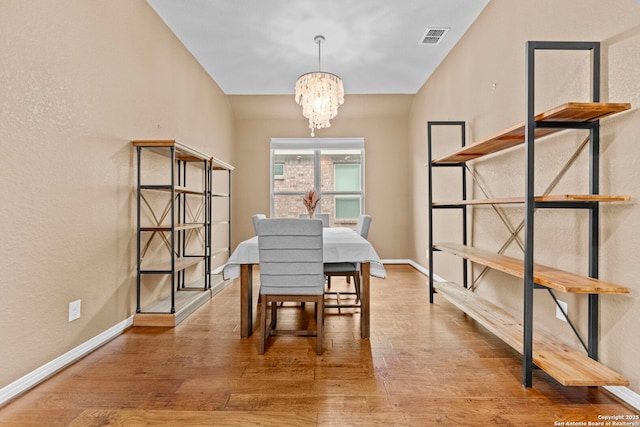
[270, 138, 364, 228]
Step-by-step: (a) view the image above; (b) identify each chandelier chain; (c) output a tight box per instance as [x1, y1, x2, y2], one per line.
[317, 36, 322, 70]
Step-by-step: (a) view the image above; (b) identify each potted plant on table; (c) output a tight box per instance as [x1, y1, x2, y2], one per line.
[303, 189, 320, 218]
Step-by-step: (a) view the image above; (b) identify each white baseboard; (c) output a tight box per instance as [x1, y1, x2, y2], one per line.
[3, 260, 638, 412]
[210, 277, 232, 298]
[382, 258, 446, 282]
[604, 386, 640, 412]
[0, 316, 133, 407]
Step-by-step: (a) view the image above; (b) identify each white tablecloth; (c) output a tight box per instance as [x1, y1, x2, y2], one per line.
[223, 227, 386, 279]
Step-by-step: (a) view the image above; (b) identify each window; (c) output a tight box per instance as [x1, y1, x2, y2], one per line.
[334, 164, 361, 220]
[335, 195, 361, 219]
[274, 163, 285, 180]
[270, 138, 365, 226]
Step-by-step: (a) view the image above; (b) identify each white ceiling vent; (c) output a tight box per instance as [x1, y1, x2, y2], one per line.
[419, 27, 450, 45]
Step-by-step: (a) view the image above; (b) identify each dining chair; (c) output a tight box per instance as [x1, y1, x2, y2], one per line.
[355, 214, 372, 239]
[324, 215, 372, 312]
[252, 214, 268, 305]
[257, 218, 325, 354]
[299, 213, 330, 227]
[252, 214, 266, 234]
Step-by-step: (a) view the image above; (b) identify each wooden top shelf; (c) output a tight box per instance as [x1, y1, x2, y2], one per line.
[435, 281, 629, 386]
[211, 157, 235, 171]
[433, 194, 630, 207]
[132, 140, 211, 162]
[433, 242, 630, 294]
[132, 140, 235, 170]
[432, 102, 631, 164]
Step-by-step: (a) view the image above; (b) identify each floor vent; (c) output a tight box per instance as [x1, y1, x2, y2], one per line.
[419, 27, 449, 45]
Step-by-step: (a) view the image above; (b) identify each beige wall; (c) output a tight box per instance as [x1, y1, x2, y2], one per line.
[0, 0, 233, 388]
[409, 0, 640, 391]
[229, 94, 413, 260]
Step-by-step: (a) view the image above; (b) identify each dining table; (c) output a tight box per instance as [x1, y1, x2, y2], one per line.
[223, 227, 386, 339]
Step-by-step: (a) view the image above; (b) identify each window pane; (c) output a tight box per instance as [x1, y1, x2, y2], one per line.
[335, 196, 361, 221]
[273, 150, 314, 192]
[274, 163, 284, 179]
[273, 194, 309, 219]
[335, 164, 360, 191]
[320, 150, 361, 192]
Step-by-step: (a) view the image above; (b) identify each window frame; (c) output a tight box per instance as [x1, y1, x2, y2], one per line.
[269, 138, 365, 221]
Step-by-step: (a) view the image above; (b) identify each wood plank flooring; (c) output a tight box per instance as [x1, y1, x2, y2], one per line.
[0, 265, 636, 426]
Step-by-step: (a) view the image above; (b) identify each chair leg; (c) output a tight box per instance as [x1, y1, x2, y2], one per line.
[260, 295, 268, 354]
[259, 294, 327, 355]
[271, 299, 278, 328]
[316, 295, 324, 355]
[354, 272, 361, 303]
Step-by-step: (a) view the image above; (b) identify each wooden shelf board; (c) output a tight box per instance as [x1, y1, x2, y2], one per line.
[140, 256, 205, 272]
[433, 194, 631, 207]
[132, 140, 234, 176]
[435, 281, 629, 386]
[539, 102, 631, 122]
[133, 287, 211, 327]
[433, 242, 629, 294]
[175, 186, 205, 195]
[132, 140, 210, 162]
[140, 185, 204, 195]
[140, 223, 205, 232]
[211, 192, 230, 197]
[433, 103, 631, 164]
[210, 157, 235, 171]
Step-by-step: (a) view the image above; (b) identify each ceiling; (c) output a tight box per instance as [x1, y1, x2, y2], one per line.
[146, 0, 489, 95]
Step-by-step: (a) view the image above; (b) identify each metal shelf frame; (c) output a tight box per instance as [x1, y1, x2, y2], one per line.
[207, 162, 234, 279]
[135, 143, 210, 314]
[428, 41, 616, 388]
[427, 121, 468, 304]
[522, 40, 602, 387]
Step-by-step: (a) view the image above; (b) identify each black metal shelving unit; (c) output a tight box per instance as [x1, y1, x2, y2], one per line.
[427, 41, 631, 388]
[208, 157, 234, 289]
[133, 140, 211, 315]
[427, 121, 468, 304]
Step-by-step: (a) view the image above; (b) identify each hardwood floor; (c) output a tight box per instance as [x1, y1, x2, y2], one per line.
[1, 265, 636, 426]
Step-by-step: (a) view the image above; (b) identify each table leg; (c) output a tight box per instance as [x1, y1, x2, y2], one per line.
[240, 264, 253, 338]
[361, 262, 370, 338]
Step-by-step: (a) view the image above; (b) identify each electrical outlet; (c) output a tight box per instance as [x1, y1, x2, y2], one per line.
[555, 300, 568, 322]
[69, 300, 81, 322]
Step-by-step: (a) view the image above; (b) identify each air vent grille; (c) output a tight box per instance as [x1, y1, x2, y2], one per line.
[419, 27, 450, 45]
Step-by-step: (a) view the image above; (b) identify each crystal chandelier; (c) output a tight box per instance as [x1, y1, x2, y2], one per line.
[294, 35, 344, 137]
